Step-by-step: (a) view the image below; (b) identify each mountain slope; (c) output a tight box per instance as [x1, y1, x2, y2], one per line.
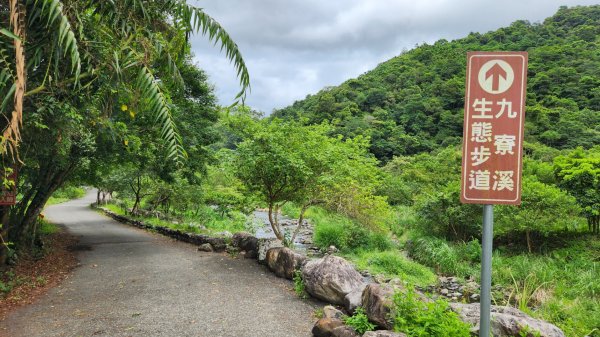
[273, 5, 600, 161]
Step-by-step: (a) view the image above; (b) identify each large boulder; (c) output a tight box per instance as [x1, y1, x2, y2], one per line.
[312, 318, 344, 337]
[361, 283, 395, 330]
[344, 283, 367, 314]
[449, 303, 565, 337]
[257, 238, 284, 264]
[302, 255, 365, 305]
[231, 232, 259, 258]
[362, 331, 407, 337]
[266, 247, 307, 279]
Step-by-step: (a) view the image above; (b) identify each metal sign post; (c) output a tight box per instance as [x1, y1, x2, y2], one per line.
[480, 204, 494, 337]
[460, 52, 528, 337]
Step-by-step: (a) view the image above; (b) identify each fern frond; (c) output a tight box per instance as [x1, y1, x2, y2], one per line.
[136, 66, 186, 163]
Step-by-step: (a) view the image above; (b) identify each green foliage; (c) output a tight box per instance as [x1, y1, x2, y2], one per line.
[349, 250, 437, 287]
[343, 307, 376, 334]
[293, 270, 308, 299]
[391, 286, 471, 337]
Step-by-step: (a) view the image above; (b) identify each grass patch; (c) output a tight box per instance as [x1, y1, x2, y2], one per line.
[47, 186, 86, 205]
[38, 220, 60, 235]
[491, 237, 600, 337]
[348, 250, 436, 287]
[405, 234, 480, 278]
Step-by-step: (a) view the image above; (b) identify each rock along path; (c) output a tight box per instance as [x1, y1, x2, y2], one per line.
[2, 191, 318, 337]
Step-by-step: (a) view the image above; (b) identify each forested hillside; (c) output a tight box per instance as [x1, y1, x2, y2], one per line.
[270, 6, 600, 336]
[273, 5, 600, 161]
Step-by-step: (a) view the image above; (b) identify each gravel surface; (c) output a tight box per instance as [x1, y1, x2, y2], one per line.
[2, 191, 319, 337]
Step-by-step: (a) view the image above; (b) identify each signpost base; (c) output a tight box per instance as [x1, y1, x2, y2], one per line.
[479, 204, 494, 337]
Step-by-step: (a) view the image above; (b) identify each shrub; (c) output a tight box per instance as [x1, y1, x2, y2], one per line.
[293, 270, 308, 299]
[314, 221, 347, 249]
[312, 209, 392, 252]
[391, 287, 471, 337]
[343, 307, 376, 334]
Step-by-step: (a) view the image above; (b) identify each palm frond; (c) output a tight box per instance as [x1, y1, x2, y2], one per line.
[136, 66, 186, 163]
[175, 4, 250, 104]
[28, 0, 81, 80]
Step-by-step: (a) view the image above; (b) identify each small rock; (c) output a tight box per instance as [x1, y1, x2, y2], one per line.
[470, 293, 480, 302]
[197, 243, 213, 252]
[225, 245, 239, 254]
[312, 318, 344, 337]
[257, 238, 284, 264]
[323, 305, 345, 320]
[331, 326, 359, 337]
[231, 232, 259, 259]
[440, 288, 449, 295]
[327, 245, 339, 254]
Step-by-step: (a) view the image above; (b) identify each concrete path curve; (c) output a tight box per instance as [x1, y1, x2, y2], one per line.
[2, 191, 318, 337]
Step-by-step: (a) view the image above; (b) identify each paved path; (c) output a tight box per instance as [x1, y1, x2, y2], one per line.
[2, 191, 318, 337]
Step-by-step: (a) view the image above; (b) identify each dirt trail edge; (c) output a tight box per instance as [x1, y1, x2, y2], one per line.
[2, 191, 318, 337]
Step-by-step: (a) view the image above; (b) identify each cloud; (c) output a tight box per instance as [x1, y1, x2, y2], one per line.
[188, 0, 599, 113]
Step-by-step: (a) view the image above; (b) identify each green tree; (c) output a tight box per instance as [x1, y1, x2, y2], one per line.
[0, 0, 249, 260]
[235, 118, 387, 243]
[496, 177, 583, 253]
[554, 147, 600, 234]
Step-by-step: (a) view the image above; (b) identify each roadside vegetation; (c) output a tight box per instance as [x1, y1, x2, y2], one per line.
[46, 186, 86, 206]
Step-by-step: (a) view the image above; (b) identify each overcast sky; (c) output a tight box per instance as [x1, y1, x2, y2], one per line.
[188, 1, 598, 114]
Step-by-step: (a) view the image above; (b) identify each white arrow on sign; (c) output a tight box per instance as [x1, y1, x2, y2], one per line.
[477, 60, 515, 94]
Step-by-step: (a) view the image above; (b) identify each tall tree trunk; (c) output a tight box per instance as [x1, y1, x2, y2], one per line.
[267, 202, 283, 241]
[0, 207, 10, 265]
[290, 203, 310, 246]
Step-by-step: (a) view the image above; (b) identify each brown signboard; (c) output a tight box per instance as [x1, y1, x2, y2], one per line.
[461, 52, 528, 205]
[0, 171, 17, 206]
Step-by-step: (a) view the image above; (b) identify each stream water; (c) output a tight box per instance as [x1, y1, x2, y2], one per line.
[252, 210, 318, 253]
